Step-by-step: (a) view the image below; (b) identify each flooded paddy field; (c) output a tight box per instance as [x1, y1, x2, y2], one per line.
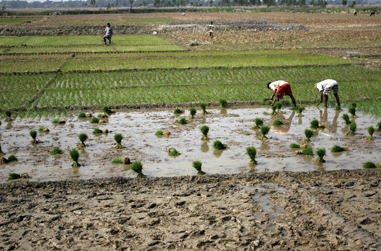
[1, 105, 380, 183]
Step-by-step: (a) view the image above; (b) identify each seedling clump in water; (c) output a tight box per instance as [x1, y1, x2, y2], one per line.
[70, 149, 80, 167]
[310, 119, 320, 129]
[177, 118, 188, 124]
[193, 161, 205, 175]
[49, 147, 63, 155]
[52, 118, 60, 124]
[296, 107, 304, 117]
[331, 145, 348, 152]
[200, 125, 209, 140]
[270, 105, 277, 115]
[213, 140, 227, 150]
[345, 123, 357, 136]
[296, 147, 314, 156]
[78, 112, 86, 118]
[366, 126, 375, 140]
[101, 106, 112, 115]
[314, 148, 326, 163]
[168, 147, 181, 156]
[219, 99, 227, 108]
[349, 107, 357, 118]
[155, 130, 164, 136]
[251, 118, 263, 129]
[259, 125, 270, 140]
[246, 147, 257, 165]
[30, 130, 38, 144]
[7, 155, 18, 162]
[342, 114, 351, 125]
[351, 102, 357, 108]
[273, 120, 284, 126]
[290, 143, 306, 149]
[78, 133, 88, 147]
[93, 128, 103, 133]
[189, 107, 197, 118]
[112, 158, 122, 164]
[335, 105, 342, 111]
[90, 117, 99, 124]
[38, 126, 44, 132]
[363, 162, 376, 169]
[8, 173, 21, 180]
[130, 161, 146, 178]
[114, 133, 124, 149]
[275, 102, 282, 113]
[173, 108, 183, 114]
[303, 129, 314, 142]
[199, 103, 207, 114]
[5, 110, 12, 121]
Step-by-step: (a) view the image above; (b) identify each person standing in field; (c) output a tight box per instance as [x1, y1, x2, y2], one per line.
[103, 23, 113, 45]
[209, 21, 214, 38]
[267, 80, 296, 107]
[314, 79, 340, 108]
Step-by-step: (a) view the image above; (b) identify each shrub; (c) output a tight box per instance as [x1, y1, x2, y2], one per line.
[93, 128, 103, 133]
[174, 108, 183, 114]
[246, 147, 257, 164]
[367, 126, 375, 139]
[52, 118, 59, 124]
[193, 161, 205, 175]
[112, 158, 122, 164]
[310, 119, 319, 129]
[219, 99, 227, 108]
[253, 118, 264, 129]
[189, 107, 197, 118]
[349, 107, 356, 117]
[342, 113, 351, 124]
[177, 118, 188, 124]
[90, 117, 99, 123]
[169, 148, 181, 156]
[363, 162, 376, 169]
[101, 105, 112, 115]
[315, 148, 326, 163]
[5, 110, 11, 118]
[199, 103, 207, 114]
[49, 147, 63, 155]
[130, 161, 145, 178]
[78, 112, 86, 118]
[290, 143, 300, 148]
[213, 140, 226, 150]
[259, 126, 270, 140]
[38, 126, 44, 132]
[78, 133, 88, 146]
[273, 120, 284, 126]
[8, 173, 21, 180]
[70, 149, 80, 167]
[331, 145, 348, 152]
[155, 130, 164, 135]
[30, 130, 37, 143]
[114, 133, 123, 148]
[200, 125, 209, 139]
[7, 155, 18, 162]
[302, 147, 314, 156]
[304, 129, 314, 142]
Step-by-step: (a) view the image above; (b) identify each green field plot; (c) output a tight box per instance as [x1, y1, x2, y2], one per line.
[23, 35, 102, 46]
[0, 18, 39, 25]
[0, 60, 64, 73]
[0, 90, 37, 109]
[0, 73, 54, 91]
[115, 45, 184, 52]
[61, 54, 348, 71]
[7, 45, 115, 53]
[0, 53, 72, 60]
[122, 17, 177, 23]
[0, 37, 29, 46]
[112, 35, 173, 46]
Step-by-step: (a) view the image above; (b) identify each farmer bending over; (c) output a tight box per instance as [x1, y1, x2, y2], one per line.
[209, 21, 214, 38]
[267, 80, 296, 107]
[103, 23, 113, 45]
[314, 79, 340, 108]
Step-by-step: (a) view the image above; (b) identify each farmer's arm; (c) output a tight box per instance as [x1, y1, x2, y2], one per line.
[270, 89, 277, 100]
[270, 90, 278, 106]
[320, 90, 324, 102]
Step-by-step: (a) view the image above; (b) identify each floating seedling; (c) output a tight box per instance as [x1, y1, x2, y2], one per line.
[49, 147, 63, 155]
[349, 107, 357, 118]
[273, 120, 284, 126]
[259, 125, 270, 140]
[314, 148, 326, 163]
[177, 118, 188, 124]
[219, 99, 227, 108]
[70, 148, 80, 167]
[8, 173, 21, 180]
[303, 129, 314, 142]
[30, 130, 38, 144]
[342, 113, 351, 125]
[168, 147, 181, 156]
[296, 147, 314, 156]
[251, 118, 263, 129]
[7, 154, 18, 162]
[93, 128, 103, 133]
[130, 161, 146, 178]
[296, 106, 304, 117]
[38, 126, 44, 132]
[290, 143, 306, 149]
[90, 117, 99, 124]
[345, 123, 357, 136]
[101, 105, 113, 115]
[112, 158, 122, 164]
[155, 130, 164, 136]
[331, 145, 348, 152]
[193, 161, 205, 175]
[78, 112, 86, 118]
[200, 125, 209, 140]
[366, 126, 375, 140]
[363, 162, 376, 169]
[310, 119, 321, 129]
[5, 110, 12, 121]
[173, 108, 184, 114]
[52, 118, 59, 124]
[200, 103, 207, 114]
[377, 122, 381, 130]
[188, 107, 197, 119]
[114, 133, 124, 149]
[77, 133, 88, 147]
[213, 140, 227, 150]
[246, 147, 257, 165]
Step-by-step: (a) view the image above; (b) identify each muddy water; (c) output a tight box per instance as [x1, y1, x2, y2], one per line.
[0, 106, 380, 182]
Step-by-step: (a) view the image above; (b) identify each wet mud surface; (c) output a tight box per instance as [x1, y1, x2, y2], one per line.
[0, 169, 380, 250]
[1, 106, 380, 182]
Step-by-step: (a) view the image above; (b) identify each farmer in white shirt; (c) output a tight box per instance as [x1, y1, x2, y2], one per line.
[314, 79, 340, 108]
[267, 80, 296, 107]
[103, 23, 113, 45]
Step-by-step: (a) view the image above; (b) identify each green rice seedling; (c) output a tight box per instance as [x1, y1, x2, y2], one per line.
[275, 102, 282, 113]
[78, 112, 86, 118]
[168, 147, 181, 156]
[351, 102, 357, 108]
[114, 133, 123, 148]
[377, 122, 381, 130]
[346, 123, 357, 136]
[246, 147, 257, 164]
[314, 148, 326, 163]
[342, 114, 351, 124]
[130, 161, 146, 178]
[349, 107, 357, 118]
[174, 108, 183, 114]
[213, 140, 227, 150]
[290, 143, 301, 148]
[70, 148, 80, 167]
[20, 173, 29, 178]
[101, 105, 112, 115]
[7, 155, 18, 162]
[49, 147, 63, 155]
[30, 130, 38, 144]
[270, 105, 277, 115]
[219, 99, 228, 108]
[5, 110, 12, 121]
[273, 120, 284, 126]
[90, 117, 99, 123]
[193, 161, 205, 175]
[189, 107, 197, 118]
[335, 105, 342, 111]
[310, 119, 319, 129]
[366, 126, 375, 140]
[177, 118, 188, 124]
[8, 173, 21, 180]
[252, 118, 264, 129]
[93, 128, 103, 133]
[38, 126, 44, 132]
[303, 129, 314, 142]
[363, 162, 376, 169]
[331, 145, 348, 152]
[112, 158, 122, 164]
[302, 147, 314, 156]
[52, 118, 59, 124]
[259, 126, 270, 140]
[296, 106, 304, 117]
[200, 103, 207, 114]
[97, 114, 103, 118]
[78, 133, 88, 147]
[200, 125, 209, 139]
[155, 130, 164, 135]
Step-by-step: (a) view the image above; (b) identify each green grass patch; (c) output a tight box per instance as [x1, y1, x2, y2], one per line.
[0, 60, 64, 73]
[0, 37, 29, 46]
[0, 18, 39, 25]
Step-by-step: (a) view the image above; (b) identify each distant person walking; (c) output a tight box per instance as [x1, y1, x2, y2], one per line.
[267, 80, 296, 107]
[314, 79, 341, 108]
[209, 21, 214, 38]
[103, 23, 113, 45]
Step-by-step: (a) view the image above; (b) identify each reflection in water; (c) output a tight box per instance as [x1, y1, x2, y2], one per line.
[319, 108, 340, 135]
[72, 167, 80, 178]
[298, 117, 303, 125]
[248, 165, 256, 173]
[220, 108, 227, 115]
[316, 164, 325, 171]
[201, 142, 209, 152]
[271, 111, 296, 135]
[6, 122, 12, 129]
[301, 155, 313, 162]
[213, 149, 224, 158]
[260, 141, 270, 151]
[201, 118, 207, 124]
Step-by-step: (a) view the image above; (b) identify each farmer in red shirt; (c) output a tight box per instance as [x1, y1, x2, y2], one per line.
[267, 80, 296, 107]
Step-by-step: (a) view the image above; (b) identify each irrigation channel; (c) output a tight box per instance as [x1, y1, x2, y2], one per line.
[1, 105, 380, 183]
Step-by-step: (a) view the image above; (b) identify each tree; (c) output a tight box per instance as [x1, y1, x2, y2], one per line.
[89, 0, 96, 5]
[342, 0, 347, 5]
[1, 4, 5, 11]
[350, 0, 356, 7]
[129, 0, 134, 11]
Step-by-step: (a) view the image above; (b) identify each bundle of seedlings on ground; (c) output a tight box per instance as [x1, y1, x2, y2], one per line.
[259, 125, 270, 140]
[188, 107, 197, 119]
[349, 106, 357, 118]
[213, 140, 227, 150]
[49, 147, 63, 155]
[273, 119, 285, 126]
[7, 154, 18, 162]
[93, 128, 103, 133]
[155, 130, 164, 136]
[168, 147, 181, 156]
[219, 99, 227, 108]
[173, 108, 184, 114]
[114, 133, 124, 149]
[377, 122, 381, 130]
[199, 103, 207, 114]
[112, 158, 122, 164]
[30, 130, 38, 144]
[331, 145, 349, 152]
[310, 119, 323, 129]
[8, 173, 21, 180]
[78, 112, 86, 118]
[290, 143, 306, 149]
[70, 148, 80, 167]
[101, 105, 113, 115]
[303, 129, 314, 142]
[246, 147, 257, 165]
[314, 148, 326, 163]
[90, 117, 99, 123]
[77, 133, 88, 147]
[52, 118, 60, 124]
[363, 162, 376, 169]
[345, 123, 357, 136]
[200, 125, 209, 140]
[251, 118, 263, 129]
[5, 110, 12, 121]
[38, 126, 44, 132]
[130, 161, 146, 178]
[296, 106, 304, 117]
[342, 113, 351, 125]
[296, 147, 314, 156]
[192, 161, 205, 175]
[335, 105, 342, 111]
[366, 126, 375, 140]
[177, 117, 188, 124]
